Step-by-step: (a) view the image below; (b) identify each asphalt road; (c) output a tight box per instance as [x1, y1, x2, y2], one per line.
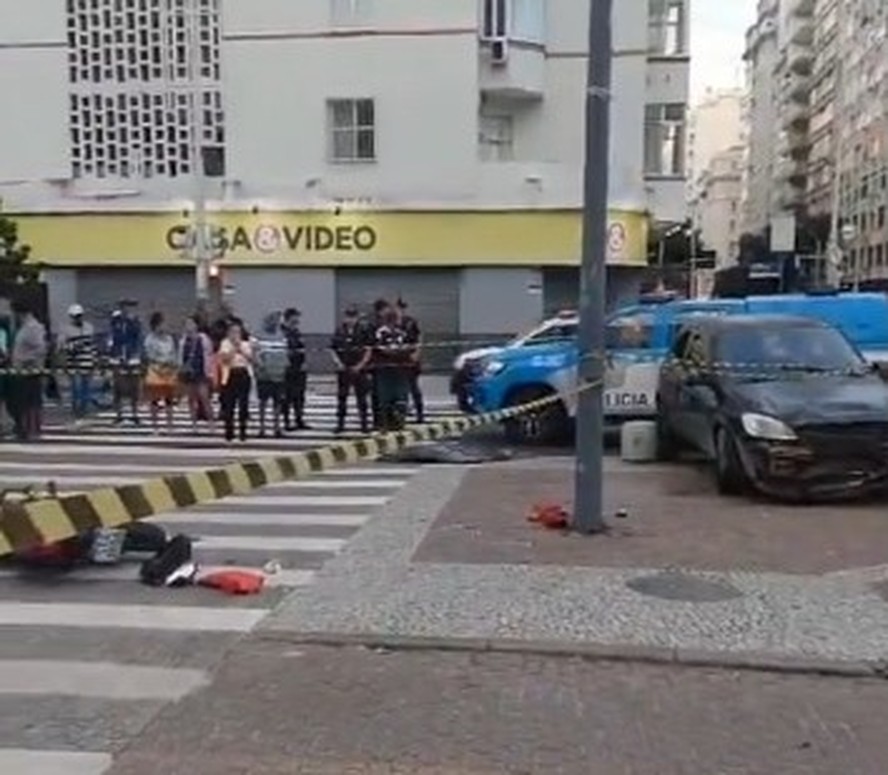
[0, 391, 457, 774]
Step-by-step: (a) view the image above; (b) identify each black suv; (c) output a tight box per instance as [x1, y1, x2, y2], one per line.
[656, 314, 888, 500]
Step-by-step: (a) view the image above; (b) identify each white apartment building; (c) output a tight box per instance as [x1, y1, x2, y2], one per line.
[697, 146, 744, 267]
[742, 0, 781, 234]
[687, 88, 745, 199]
[0, 0, 690, 347]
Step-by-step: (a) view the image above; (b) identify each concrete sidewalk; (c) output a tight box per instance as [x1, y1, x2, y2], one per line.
[260, 458, 888, 671]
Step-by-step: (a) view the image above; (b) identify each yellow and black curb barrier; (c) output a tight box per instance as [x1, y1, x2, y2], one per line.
[0, 391, 578, 558]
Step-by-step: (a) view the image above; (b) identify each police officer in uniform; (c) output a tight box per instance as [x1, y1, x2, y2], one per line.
[368, 298, 391, 430]
[372, 305, 411, 431]
[330, 305, 372, 434]
[281, 307, 309, 431]
[395, 298, 425, 424]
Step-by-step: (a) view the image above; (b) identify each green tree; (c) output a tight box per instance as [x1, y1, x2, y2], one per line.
[0, 215, 40, 284]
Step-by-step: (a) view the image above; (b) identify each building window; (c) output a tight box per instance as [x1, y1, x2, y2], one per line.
[648, 0, 687, 56]
[65, 0, 224, 181]
[644, 103, 687, 177]
[330, 0, 373, 26]
[328, 99, 376, 163]
[481, 0, 544, 43]
[478, 114, 514, 162]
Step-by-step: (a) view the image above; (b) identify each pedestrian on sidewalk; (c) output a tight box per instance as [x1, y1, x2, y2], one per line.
[330, 305, 372, 434]
[368, 298, 391, 430]
[372, 305, 412, 432]
[396, 298, 425, 424]
[218, 322, 254, 442]
[254, 312, 289, 438]
[143, 312, 178, 434]
[10, 300, 48, 441]
[109, 300, 143, 425]
[61, 303, 97, 423]
[178, 314, 215, 433]
[281, 307, 309, 431]
[0, 303, 13, 436]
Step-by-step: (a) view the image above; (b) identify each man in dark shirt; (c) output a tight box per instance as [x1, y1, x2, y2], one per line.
[396, 298, 425, 423]
[330, 305, 372, 433]
[368, 298, 391, 430]
[281, 307, 309, 431]
[372, 305, 412, 432]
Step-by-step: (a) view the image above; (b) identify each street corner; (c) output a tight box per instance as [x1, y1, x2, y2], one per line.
[411, 457, 888, 578]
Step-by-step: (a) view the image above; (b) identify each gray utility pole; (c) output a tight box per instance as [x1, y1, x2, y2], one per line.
[572, 0, 612, 535]
[188, 0, 211, 302]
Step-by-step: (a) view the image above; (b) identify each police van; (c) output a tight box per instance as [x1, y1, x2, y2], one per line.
[469, 292, 888, 443]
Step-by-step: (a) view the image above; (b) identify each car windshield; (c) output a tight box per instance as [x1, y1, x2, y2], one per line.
[714, 325, 866, 376]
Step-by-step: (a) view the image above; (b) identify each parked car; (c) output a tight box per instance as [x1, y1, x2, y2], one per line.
[656, 314, 888, 501]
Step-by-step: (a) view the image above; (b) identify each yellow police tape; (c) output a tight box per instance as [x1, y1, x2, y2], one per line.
[0, 389, 586, 557]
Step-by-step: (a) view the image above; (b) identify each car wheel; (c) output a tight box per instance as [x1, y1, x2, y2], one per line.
[503, 387, 568, 445]
[714, 426, 748, 496]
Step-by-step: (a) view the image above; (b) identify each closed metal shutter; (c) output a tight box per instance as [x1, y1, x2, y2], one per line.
[336, 269, 460, 371]
[543, 268, 579, 317]
[77, 268, 195, 333]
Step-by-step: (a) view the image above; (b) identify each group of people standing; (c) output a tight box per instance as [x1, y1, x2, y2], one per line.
[53, 296, 425, 442]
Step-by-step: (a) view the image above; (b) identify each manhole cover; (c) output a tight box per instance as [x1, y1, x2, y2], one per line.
[626, 572, 743, 603]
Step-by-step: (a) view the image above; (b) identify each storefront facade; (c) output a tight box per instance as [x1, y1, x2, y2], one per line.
[19, 208, 649, 370]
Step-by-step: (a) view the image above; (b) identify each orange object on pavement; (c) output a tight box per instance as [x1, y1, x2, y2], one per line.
[198, 569, 265, 595]
[527, 502, 570, 530]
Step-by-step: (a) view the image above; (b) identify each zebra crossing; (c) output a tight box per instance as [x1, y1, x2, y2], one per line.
[0, 390, 457, 774]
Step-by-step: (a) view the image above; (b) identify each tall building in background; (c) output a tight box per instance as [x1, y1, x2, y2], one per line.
[807, 0, 839, 219]
[836, 0, 888, 282]
[687, 88, 745, 265]
[742, 0, 781, 234]
[0, 0, 690, 343]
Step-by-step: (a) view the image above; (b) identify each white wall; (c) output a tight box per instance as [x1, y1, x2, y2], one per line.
[0, 0, 688, 224]
[0, 0, 69, 185]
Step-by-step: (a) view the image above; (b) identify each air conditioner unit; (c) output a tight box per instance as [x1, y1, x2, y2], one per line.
[490, 38, 509, 66]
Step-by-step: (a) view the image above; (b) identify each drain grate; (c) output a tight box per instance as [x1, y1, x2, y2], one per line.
[626, 572, 743, 603]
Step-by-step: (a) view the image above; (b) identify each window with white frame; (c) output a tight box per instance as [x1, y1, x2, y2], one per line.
[478, 114, 514, 162]
[648, 0, 687, 56]
[644, 103, 687, 176]
[328, 99, 376, 162]
[65, 0, 225, 180]
[481, 0, 545, 43]
[331, 0, 374, 26]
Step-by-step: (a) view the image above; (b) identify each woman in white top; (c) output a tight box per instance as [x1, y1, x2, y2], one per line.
[217, 322, 254, 442]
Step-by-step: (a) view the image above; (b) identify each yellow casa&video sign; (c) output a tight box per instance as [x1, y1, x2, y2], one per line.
[14, 209, 649, 268]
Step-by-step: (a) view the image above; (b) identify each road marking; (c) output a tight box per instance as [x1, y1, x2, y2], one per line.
[195, 535, 345, 553]
[0, 602, 266, 632]
[0, 749, 112, 775]
[157, 511, 369, 527]
[0, 566, 316, 587]
[218, 495, 390, 507]
[0, 660, 209, 700]
[269, 479, 410, 490]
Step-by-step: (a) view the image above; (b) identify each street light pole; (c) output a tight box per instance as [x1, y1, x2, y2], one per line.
[572, 0, 612, 535]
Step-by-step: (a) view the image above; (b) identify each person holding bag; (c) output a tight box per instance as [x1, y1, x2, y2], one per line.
[143, 312, 178, 434]
[217, 322, 254, 442]
[178, 314, 215, 433]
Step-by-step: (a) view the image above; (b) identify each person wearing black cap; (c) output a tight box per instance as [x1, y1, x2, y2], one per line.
[396, 298, 425, 423]
[108, 299, 142, 425]
[330, 305, 372, 434]
[368, 298, 392, 429]
[281, 307, 309, 431]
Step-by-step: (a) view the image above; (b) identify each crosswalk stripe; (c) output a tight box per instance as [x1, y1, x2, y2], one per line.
[215, 494, 390, 507]
[194, 535, 345, 553]
[0, 602, 267, 632]
[0, 565, 316, 587]
[155, 511, 369, 527]
[0, 749, 112, 775]
[0, 660, 209, 700]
